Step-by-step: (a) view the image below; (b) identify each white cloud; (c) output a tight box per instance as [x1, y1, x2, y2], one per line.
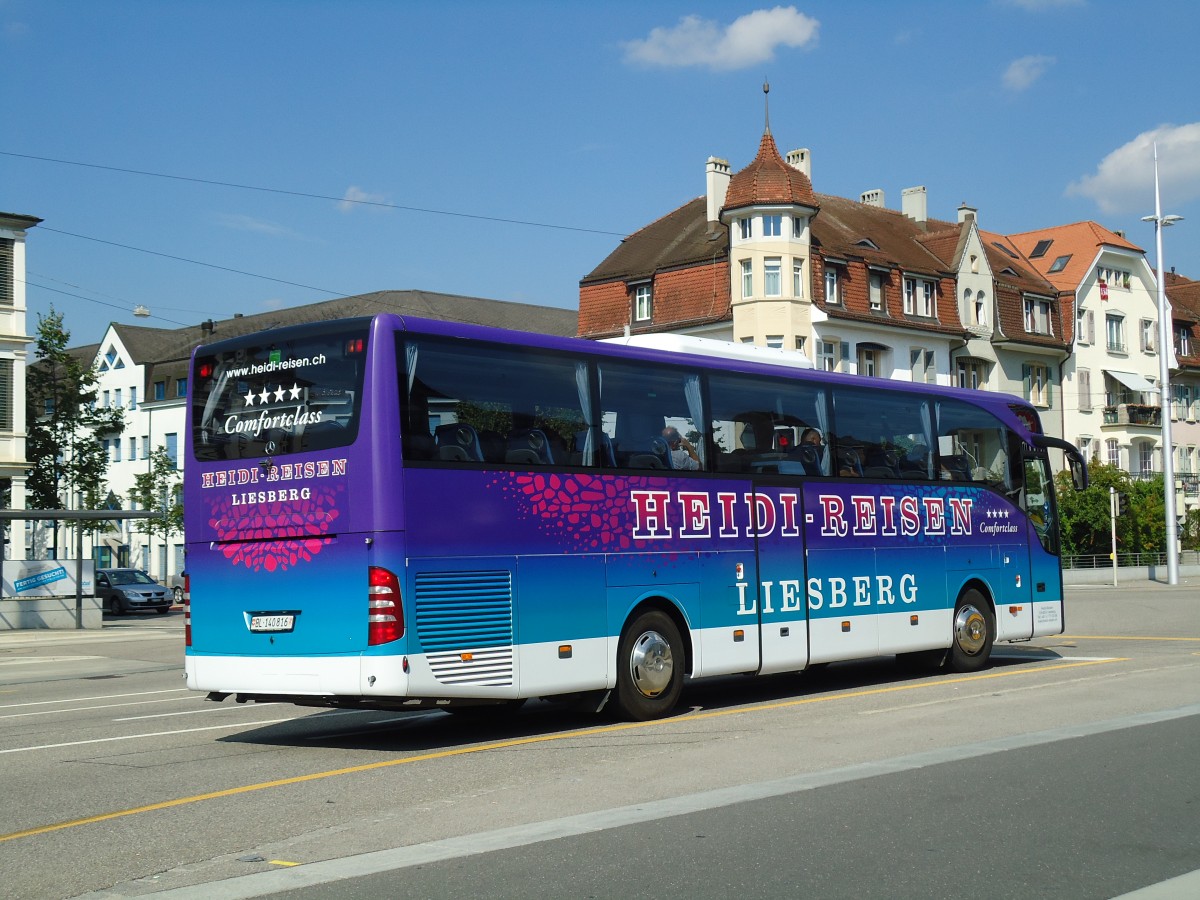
[1002, 54, 1054, 91]
[1067, 123, 1200, 214]
[622, 6, 819, 71]
[215, 214, 309, 240]
[337, 185, 389, 213]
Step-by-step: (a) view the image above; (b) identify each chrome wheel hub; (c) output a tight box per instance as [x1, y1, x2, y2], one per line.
[629, 629, 674, 698]
[954, 605, 987, 656]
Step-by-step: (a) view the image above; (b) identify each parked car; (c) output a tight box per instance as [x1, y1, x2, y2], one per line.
[166, 572, 189, 603]
[95, 568, 172, 616]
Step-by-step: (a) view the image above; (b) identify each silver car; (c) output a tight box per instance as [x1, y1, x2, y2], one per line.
[96, 568, 172, 616]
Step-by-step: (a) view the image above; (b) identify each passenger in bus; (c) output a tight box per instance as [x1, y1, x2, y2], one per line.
[662, 426, 700, 470]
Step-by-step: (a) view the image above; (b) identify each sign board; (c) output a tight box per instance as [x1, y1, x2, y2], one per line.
[1, 560, 95, 599]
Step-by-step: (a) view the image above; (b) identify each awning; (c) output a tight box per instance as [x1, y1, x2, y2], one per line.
[1105, 370, 1158, 393]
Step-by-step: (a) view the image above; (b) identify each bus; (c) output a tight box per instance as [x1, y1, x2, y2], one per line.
[183, 314, 1087, 721]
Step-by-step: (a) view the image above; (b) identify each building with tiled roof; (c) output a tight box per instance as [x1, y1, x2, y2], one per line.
[1010, 222, 1161, 474]
[579, 124, 1073, 441]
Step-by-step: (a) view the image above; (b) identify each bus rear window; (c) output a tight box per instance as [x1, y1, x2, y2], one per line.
[192, 325, 368, 461]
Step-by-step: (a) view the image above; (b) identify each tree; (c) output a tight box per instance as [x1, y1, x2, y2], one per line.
[130, 447, 184, 544]
[1055, 461, 1168, 558]
[25, 308, 126, 547]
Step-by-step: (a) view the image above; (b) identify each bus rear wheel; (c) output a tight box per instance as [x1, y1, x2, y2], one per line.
[616, 610, 683, 721]
[947, 588, 994, 673]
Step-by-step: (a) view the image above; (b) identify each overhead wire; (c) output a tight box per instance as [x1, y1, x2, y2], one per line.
[0, 150, 630, 237]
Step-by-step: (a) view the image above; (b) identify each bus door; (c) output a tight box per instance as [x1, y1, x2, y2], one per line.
[750, 481, 811, 675]
[1021, 452, 1064, 637]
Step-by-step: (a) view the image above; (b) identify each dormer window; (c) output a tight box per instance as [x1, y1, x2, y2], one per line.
[856, 237, 880, 251]
[903, 277, 936, 317]
[1024, 297, 1053, 335]
[633, 284, 652, 321]
[825, 266, 842, 305]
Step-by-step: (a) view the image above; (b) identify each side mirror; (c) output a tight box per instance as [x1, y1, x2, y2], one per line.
[1068, 452, 1088, 491]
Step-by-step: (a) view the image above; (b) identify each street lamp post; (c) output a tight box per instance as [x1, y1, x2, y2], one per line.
[1141, 143, 1182, 586]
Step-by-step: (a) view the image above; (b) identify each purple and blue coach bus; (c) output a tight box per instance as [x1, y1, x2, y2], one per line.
[184, 314, 1087, 721]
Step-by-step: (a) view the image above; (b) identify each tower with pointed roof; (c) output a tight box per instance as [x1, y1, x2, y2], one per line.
[722, 105, 820, 349]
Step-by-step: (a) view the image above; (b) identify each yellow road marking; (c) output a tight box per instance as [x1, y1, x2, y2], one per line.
[269, 860, 300, 867]
[0, 657, 1126, 844]
[1057, 635, 1200, 642]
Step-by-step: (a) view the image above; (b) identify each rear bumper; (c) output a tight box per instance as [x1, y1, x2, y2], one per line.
[186, 653, 409, 697]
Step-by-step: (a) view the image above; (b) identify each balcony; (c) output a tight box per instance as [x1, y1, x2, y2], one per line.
[1102, 404, 1161, 427]
[1130, 471, 1200, 498]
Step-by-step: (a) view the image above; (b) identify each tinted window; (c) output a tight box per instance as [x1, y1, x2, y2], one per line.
[935, 398, 1012, 490]
[708, 373, 828, 476]
[831, 386, 932, 479]
[596, 360, 705, 471]
[192, 323, 367, 461]
[401, 338, 587, 466]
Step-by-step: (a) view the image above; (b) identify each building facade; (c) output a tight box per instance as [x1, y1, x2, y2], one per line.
[1, 211, 41, 560]
[579, 127, 1071, 442]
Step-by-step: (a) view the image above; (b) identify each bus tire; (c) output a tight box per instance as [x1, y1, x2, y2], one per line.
[616, 609, 683, 721]
[947, 588, 994, 673]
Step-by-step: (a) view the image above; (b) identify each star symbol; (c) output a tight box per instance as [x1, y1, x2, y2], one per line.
[243, 390, 255, 407]
[274, 386, 286, 403]
[289, 383, 302, 400]
[258, 387, 271, 404]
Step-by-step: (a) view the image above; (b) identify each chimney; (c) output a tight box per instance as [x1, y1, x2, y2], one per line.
[201, 319, 214, 336]
[957, 203, 977, 225]
[706, 156, 731, 225]
[860, 189, 886, 208]
[902, 186, 927, 224]
[1113, 229, 1125, 239]
[786, 148, 811, 180]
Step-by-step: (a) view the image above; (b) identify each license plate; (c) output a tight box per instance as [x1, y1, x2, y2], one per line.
[250, 614, 295, 633]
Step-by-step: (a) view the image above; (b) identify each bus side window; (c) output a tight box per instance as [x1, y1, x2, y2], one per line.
[597, 361, 706, 472]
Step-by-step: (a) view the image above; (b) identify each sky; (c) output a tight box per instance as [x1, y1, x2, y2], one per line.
[3, 0, 1200, 344]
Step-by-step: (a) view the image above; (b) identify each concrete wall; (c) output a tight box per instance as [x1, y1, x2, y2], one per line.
[0, 596, 103, 630]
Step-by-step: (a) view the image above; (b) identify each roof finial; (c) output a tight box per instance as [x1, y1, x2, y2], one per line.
[763, 79, 771, 134]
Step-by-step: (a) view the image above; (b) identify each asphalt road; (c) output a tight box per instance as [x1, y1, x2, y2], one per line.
[0, 582, 1196, 900]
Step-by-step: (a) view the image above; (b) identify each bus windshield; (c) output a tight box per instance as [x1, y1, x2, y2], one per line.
[192, 321, 369, 461]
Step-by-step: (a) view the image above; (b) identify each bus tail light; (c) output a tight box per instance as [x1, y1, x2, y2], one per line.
[368, 566, 403, 645]
[184, 595, 192, 647]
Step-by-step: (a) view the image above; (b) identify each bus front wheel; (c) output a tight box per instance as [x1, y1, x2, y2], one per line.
[616, 610, 683, 721]
[948, 589, 994, 673]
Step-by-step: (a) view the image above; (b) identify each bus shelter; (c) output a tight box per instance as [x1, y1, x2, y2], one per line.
[0, 510, 163, 630]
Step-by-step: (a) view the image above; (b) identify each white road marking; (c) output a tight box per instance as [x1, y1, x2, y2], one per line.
[0, 718, 302, 754]
[0, 688, 190, 710]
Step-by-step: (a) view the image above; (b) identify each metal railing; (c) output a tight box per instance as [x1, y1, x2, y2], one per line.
[1063, 550, 1200, 570]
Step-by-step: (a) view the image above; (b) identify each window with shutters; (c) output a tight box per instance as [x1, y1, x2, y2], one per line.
[1078, 309, 1095, 345]
[0, 239, 13, 306]
[1077, 368, 1092, 412]
[1024, 362, 1052, 408]
[1140, 318, 1156, 353]
[0, 358, 13, 431]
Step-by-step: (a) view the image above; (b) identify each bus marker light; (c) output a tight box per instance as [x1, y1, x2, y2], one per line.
[733, 629, 745, 643]
[558, 645, 573, 659]
[402, 657, 409, 673]
[460, 652, 474, 662]
[841, 621, 851, 632]
[910, 615, 919, 626]
[1015, 575, 1022, 588]
[735, 563, 744, 580]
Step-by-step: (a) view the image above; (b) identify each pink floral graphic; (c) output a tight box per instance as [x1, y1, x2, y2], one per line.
[491, 472, 663, 551]
[206, 483, 344, 572]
